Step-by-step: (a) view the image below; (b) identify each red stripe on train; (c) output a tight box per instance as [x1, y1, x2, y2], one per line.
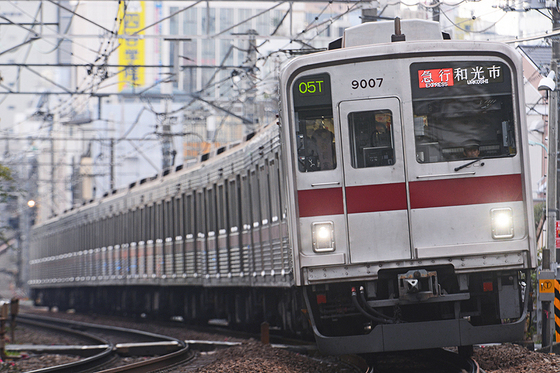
[408, 174, 523, 209]
[346, 183, 407, 213]
[298, 187, 344, 218]
[297, 174, 523, 218]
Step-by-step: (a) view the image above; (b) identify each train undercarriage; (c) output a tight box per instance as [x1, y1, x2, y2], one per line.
[304, 267, 530, 354]
[31, 285, 312, 337]
[31, 266, 529, 355]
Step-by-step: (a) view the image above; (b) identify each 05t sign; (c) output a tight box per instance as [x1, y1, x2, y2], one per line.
[298, 80, 325, 96]
[293, 73, 332, 109]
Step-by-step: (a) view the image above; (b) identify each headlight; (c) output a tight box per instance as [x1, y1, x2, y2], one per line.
[312, 221, 335, 252]
[491, 208, 513, 239]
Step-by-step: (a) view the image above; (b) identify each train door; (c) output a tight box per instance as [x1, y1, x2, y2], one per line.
[339, 98, 411, 262]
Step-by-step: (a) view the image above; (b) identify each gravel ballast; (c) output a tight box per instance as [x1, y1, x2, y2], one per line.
[1, 309, 558, 372]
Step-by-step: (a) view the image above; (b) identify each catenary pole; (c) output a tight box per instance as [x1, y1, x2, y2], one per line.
[543, 5, 560, 351]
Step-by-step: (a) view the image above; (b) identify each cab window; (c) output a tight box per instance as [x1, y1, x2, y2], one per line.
[293, 73, 335, 173]
[295, 110, 336, 172]
[411, 62, 516, 164]
[348, 110, 395, 168]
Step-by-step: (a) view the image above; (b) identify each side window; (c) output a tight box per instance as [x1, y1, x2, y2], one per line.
[228, 178, 240, 231]
[217, 184, 227, 233]
[148, 205, 154, 241]
[241, 175, 252, 231]
[175, 196, 183, 238]
[348, 109, 395, 168]
[250, 170, 261, 227]
[206, 187, 216, 233]
[185, 193, 194, 236]
[196, 191, 206, 234]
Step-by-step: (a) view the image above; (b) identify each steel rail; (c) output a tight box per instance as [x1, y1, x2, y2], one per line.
[16, 317, 115, 373]
[16, 313, 191, 373]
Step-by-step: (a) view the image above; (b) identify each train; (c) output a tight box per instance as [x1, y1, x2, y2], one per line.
[29, 19, 537, 355]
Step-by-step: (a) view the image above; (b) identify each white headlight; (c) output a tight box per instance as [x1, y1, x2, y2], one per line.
[491, 208, 513, 239]
[312, 221, 335, 252]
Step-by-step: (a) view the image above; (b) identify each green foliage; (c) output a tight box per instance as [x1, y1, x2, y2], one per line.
[534, 202, 544, 230]
[0, 164, 14, 202]
[0, 164, 15, 247]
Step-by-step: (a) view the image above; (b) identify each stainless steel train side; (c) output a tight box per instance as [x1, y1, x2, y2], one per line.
[29, 123, 309, 331]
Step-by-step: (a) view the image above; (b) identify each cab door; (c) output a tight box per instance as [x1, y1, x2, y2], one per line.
[339, 98, 411, 263]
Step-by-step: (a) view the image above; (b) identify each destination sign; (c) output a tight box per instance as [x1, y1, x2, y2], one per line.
[418, 64, 505, 89]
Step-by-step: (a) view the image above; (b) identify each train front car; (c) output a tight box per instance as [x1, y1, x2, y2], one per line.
[279, 19, 536, 354]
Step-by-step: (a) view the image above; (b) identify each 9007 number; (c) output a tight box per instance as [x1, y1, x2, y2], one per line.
[352, 78, 383, 89]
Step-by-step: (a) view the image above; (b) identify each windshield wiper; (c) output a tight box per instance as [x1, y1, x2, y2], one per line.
[454, 153, 514, 172]
[454, 158, 485, 172]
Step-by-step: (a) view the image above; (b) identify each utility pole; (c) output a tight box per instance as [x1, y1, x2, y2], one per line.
[540, 4, 560, 351]
[161, 112, 174, 170]
[432, 0, 440, 22]
[242, 30, 258, 134]
[110, 139, 114, 191]
[543, 59, 558, 351]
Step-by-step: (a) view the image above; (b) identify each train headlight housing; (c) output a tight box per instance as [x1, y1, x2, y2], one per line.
[491, 208, 513, 239]
[312, 222, 335, 252]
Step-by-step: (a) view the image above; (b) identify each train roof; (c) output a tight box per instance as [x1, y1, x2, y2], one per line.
[281, 19, 521, 85]
[342, 19, 444, 48]
[41, 121, 279, 226]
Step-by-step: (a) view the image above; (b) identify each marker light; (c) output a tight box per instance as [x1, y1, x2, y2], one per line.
[491, 208, 514, 239]
[312, 221, 335, 252]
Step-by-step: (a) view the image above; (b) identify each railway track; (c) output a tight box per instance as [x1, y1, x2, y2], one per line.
[13, 312, 367, 373]
[13, 311, 482, 372]
[15, 313, 192, 373]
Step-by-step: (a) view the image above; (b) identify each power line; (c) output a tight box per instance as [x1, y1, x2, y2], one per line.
[47, 0, 115, 35]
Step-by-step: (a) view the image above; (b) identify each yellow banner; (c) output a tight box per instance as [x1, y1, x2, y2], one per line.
[118, 2, 145, 91]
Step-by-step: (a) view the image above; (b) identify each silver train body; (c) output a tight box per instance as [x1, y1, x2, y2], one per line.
[29, 20, 536, 355]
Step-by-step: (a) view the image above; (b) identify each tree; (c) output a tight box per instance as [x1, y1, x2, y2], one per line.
[0, 164, 14, 202]
[0, 164, 15, 248]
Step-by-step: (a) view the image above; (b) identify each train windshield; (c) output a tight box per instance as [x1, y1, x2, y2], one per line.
[293, 73, 336, 172]
[295, 110, 336, 172]
[410, 62, 516, 164]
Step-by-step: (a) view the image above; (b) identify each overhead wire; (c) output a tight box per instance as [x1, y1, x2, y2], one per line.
[0, 3, 43, 108]
[46, 1, 127, 121]
[384, 0, 468, 7]
[6, 0, 113, 60]
[212, 2, 287, 39]
[440, 8, 509, 34]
